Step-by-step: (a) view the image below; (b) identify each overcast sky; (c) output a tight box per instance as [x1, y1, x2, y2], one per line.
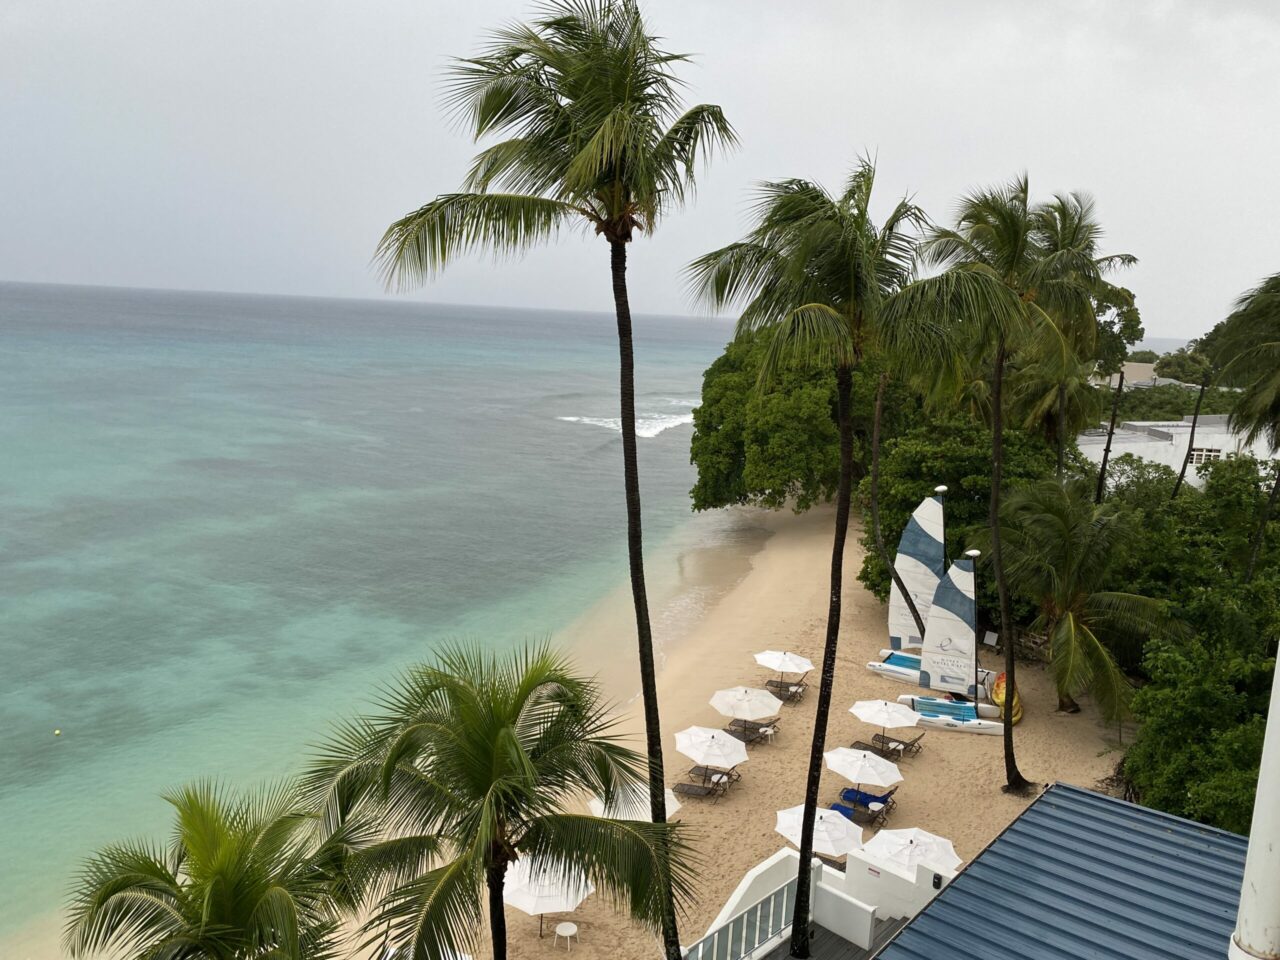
[3, 1, 1278, 339]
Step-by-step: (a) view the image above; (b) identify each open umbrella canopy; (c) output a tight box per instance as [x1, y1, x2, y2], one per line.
[674, 725, 749, 768]
[850, 700, 920, 729]
[503, 857, 595, 917]
[863, 828, 962, 872]
[775, 804, 862, 857]
[754, 650, 814, 674]
[710, 686, 783, 720]
[587, 783, 681, 820]
[823, 748, 902, 787]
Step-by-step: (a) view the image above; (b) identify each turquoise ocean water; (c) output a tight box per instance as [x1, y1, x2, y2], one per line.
[0, 282, 733, 938]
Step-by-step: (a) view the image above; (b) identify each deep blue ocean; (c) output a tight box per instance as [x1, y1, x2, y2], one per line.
[0, 282, 733, 938]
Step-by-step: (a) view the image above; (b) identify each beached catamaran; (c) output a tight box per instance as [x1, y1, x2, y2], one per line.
[887, 495, 946, 650]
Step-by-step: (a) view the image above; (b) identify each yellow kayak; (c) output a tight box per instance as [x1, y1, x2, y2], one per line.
[991, 672, 1023, 725]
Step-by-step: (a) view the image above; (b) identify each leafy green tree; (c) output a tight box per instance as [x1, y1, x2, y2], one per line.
[689, 333, 919, 511]
[1109, 382, 1237, 421]
[65, 782, 345, 960]
[1154, 346, 1211, 384]
[373, 6, 733, 951]
[1093, 287, 1143, 376]
[883, 178, 1134, 791]
[687, 161, 934, 957]
[304, 644, 693, 960]
[857, 418, 1058, 626]
[986, 479, 1179, 717]
[1010, 348, 1103, 480]
[1203, 272, 1280, 581]
[1126, 349, 1159, 363]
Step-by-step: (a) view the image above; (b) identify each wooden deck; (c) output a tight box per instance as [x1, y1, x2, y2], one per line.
[758, 916, 907, 960]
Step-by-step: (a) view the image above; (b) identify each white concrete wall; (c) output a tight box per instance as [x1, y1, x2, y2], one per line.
[812, 881, 876, 949]
[837, 848, 955, 919]
[1078, 420, 1275, 489]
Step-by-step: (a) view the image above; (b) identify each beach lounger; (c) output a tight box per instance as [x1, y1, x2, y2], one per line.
[673, 782, 721, 803]
[765, 678, 807, 703]
[688, 765, 740, 787]
[840, 785, 898, 811]
[728, 718, 780, 741]
[724, 723, 768, 746]
[874, 731, 925, 757]
[830, 802, 881, 827]
[851, 738, 902, 761]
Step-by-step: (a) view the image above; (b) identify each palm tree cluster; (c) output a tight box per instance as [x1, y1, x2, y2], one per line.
[66, 645, 694, 960]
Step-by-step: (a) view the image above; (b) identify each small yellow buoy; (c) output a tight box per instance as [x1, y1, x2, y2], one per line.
[54, 729, 62, 736]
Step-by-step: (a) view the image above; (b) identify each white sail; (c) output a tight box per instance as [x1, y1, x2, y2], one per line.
[887, 496, 946, 650]
[918, 556, 978, 697]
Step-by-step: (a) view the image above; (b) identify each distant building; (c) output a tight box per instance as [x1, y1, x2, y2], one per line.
[1078, 415, 1274, 487]
[1094, 360, 1199, 391]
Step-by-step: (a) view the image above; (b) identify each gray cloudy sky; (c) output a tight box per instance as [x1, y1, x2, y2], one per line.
[3, 1, 1278, 339]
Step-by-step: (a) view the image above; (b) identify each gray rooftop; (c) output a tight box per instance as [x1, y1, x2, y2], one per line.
[874, 783, 1247, 960]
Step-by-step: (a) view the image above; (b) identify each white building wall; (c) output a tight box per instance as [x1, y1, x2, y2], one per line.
[1079, 417, 1275, 489]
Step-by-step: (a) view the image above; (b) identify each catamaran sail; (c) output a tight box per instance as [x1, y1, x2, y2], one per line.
[918, 555, 980, 698]
[887, 496, 946, 650]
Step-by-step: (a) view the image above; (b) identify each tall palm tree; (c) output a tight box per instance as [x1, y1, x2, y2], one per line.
[373, 6, 733, 953]
[987, 478, 1178, 717]
[1010, 348, 1103, 480]
[883, 177, 1134, 792]
[65, 782, 345, 960]
[303, 643, 694, 960]
[687, 161, 934, 957]
[1205, 272, 1280, 581]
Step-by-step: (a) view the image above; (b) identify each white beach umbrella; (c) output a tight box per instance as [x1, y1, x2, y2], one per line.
[754, 650, 814, 675]
[710, 685, 784, 720]
[862, 828, 962, 873]
[775, 804, 862, 857]
[588, 783, 682, 820]
[850, 700, 920, 729]
[503, 857, 595, 935]
[674, 726, 749, 769]
[823, 748, 902, 788]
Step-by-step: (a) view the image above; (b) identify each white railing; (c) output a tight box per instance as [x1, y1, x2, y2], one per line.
[684, 877, 798, 960]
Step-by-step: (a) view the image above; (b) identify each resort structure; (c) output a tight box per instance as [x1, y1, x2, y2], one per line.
[1078, 415, 1276, 486]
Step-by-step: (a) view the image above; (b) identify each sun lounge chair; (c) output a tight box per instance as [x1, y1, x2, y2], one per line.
[727, 718, 780, 742]
[673, 782, 721, 803]
[830, 802, 881, 827]
[840, 785, 898, 810]
[688, 765, 740, 787]
[724, 723, 768, 746]
[765, 678, 807, 703]
[851, 738, 901, 761]
[874, 731, 925, 757]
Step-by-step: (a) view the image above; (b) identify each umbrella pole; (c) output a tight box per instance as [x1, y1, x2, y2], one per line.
[539, 914, 544, 938]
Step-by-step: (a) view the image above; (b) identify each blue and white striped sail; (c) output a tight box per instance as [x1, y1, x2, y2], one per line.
[887, 496, 946, 650]
[918, 556, 978, 697]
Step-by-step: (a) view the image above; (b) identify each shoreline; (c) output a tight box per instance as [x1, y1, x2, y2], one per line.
[3, 505, 1121, 960]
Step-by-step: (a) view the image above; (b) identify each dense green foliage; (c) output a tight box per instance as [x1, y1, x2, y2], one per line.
[1108, 382, 1238, 421]
[689, 332, 919, 510]
[1127, 349, 1159, 363]
[1153, 346, 1211, 384]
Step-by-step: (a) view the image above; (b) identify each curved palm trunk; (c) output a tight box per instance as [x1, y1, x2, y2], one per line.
[608, 239, 681, 959]
[1171, 377, 1208, 499]
[870, 373, 925, 638]
[1056, 384, 1066, 482]
[989, 340, 1031, 793]
[488, 858, 508, 960]
[1244, 463, 1280, 584]
[789, 366, 854, 959]
[1095, 370, 1125, 504]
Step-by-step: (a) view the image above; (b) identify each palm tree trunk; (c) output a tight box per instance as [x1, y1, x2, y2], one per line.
[989, 340, 1032, 793]
[1056, 383, 1066, 482]
[488, 859, 508, 960]
[789, 366, 854, 959]
[1095, 369, 1125, 504]
[1244, 463, 1280, 584]
[1171, 377, 1208, 499]
[870, 372, 925, 638]
[608, 239, 681, 960]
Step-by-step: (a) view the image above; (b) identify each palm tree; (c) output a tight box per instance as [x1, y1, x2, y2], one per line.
[65, 782, 345, 960]
[1204, 272, 1280, 582]
[303, 643, 694, 960]
[1095, 367, 1126, 504]
[1010, 348, 1103, 481]
[883, 177, 1134, 792]
[372, 6, 733, 952]
[687, 161, 934, 957]
[988, 478, 1178, 717]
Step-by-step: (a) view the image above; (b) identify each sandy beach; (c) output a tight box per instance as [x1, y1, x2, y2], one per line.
[505, 505, 1121, 960]
[3, 506, 1120, 960]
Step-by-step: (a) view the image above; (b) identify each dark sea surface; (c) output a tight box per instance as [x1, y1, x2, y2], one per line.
[0, 282, 732, 934]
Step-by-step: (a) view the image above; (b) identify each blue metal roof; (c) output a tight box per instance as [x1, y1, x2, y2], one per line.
[875, 782, 1248, 960]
